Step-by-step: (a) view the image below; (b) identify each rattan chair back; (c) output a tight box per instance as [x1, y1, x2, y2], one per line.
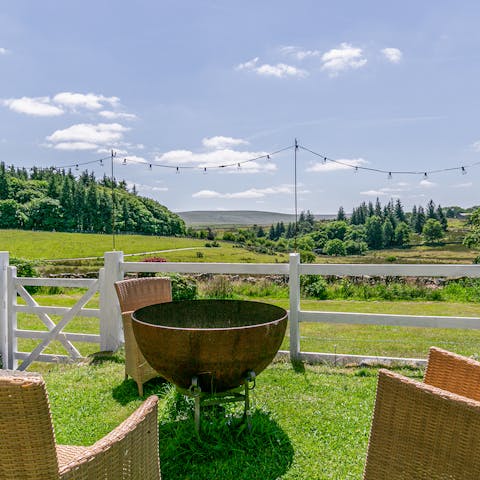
[0, 370, 59, 480]
[114, 277, 172, 395]
[424, 346, 480, 401]
[364, 369, 480, 479]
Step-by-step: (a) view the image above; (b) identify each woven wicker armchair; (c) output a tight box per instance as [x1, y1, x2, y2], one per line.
[0, 370, 160, 480]
[364, 368, 480, 479]
[424, 346, 480, 400]
[114, 277, 172, 396]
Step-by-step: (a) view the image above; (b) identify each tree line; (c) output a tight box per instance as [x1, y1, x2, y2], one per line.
[0, 163, 185, 235]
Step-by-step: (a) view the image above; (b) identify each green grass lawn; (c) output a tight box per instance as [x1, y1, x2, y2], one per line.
[43, 355, 420, 480]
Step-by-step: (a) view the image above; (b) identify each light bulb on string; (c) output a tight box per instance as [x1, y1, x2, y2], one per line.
[122, 158, 127, 165]
[75, 164, 79, 171]
[99, 159, 103, 166]
[149, 164, 152, 170]
[237, 163, 241, 170]
[423, 172, 428, 179]
[203, 167, 207, 174]
[462, 166, 467, 175]
[354, 166, 358, 173]
[387, 172, 392, 180]
[176, 166, 180, 174]
[323, 156, 327, 164]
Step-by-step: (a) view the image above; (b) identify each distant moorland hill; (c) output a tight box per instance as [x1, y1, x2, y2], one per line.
[177, 210, 336, 226]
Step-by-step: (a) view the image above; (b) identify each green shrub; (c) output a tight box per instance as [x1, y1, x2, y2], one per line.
[301, 275, 328, 299]
[166, 273, 198, 300]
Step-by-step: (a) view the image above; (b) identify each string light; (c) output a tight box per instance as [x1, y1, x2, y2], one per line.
[299, 145, 480, 178]
[11, 142, 480, 181]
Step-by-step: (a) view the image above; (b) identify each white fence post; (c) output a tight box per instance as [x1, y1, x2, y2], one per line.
[99, 251, 124, 351]
[289, 253, 301, 361]
[6, 266, 17, 369]
[0, 252, 8, 368]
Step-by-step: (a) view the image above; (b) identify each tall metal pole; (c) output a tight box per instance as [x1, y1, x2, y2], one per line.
[294, 138, 298, 252]
[111, 149, 116, 250]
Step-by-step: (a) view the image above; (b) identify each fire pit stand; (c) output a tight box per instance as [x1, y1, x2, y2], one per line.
[178, 370, 257, 433]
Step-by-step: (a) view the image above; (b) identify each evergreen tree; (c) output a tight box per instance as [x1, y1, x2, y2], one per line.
[410, 205, 418, 230]
[394, 199, 406, 223]
[337, 206, 346, 221]
[426, 199, 437, 219]
[374, 198, 382, 218]
[382, 218, 395, 247]
[394, 222, 411, 247]
[365, 215, 383, 249]
[415, 206, 426, 234]
[436, 205, 448, 231]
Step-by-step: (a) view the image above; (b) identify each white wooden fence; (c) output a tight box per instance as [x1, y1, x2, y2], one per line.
[1, 250, 480, 370]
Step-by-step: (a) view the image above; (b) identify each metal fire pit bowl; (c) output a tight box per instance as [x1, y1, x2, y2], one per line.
[131, 299, 288, 393]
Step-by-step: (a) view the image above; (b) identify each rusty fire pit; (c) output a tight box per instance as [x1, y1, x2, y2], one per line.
[131, 299, 288, 393]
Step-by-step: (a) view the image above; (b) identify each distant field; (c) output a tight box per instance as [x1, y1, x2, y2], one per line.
[0, 229, 288, 264]
[1, 227, 477, 265]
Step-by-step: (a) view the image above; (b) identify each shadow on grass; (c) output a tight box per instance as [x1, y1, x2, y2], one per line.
[159, 392, 294, 480]
[111, 377, 171, 404]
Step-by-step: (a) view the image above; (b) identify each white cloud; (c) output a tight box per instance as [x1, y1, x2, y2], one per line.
[192, 184, 295, 199]
[256, 63, 308, 78]
[280, 46, 321, 60]
[381, 47, 402, 63]
[46, 122, 130, 150]
[321, 43, 367, 76]
[306, 158, 367, 172]
[3, 96, 64, 116]
[0, 48, 9, 55]
[99, 110, 137, 120]
[52, 142, 99, 151]
[125, 181, 168, 193]
[155, 148, 276, 174]
[53, 92, 119, 110]
[202, 136, 248, 150]
[471, 140, 480, 151]
[360, 186, 406, 196]
[236, 57, 260, 71]
[419, 179, 437, 188]
[452, 182, 473, 188]
[235, 57, 307, 78]
[2, 92, 132, 119]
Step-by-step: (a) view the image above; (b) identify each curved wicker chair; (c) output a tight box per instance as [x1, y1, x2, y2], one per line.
[364, 369, 480, 479]
[0, 370, 160, 480]
[114, 277, 172, 396]
[424, 346, 480, 400]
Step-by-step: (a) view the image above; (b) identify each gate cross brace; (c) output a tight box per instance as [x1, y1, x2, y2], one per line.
[17, 280, 99, 370]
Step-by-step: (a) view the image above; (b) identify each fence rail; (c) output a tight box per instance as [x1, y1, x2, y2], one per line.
[1, 250, 480, 370]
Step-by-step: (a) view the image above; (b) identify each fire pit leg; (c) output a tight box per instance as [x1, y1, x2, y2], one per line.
[190, 376, 202, 434]
[244, 370, 256, 431]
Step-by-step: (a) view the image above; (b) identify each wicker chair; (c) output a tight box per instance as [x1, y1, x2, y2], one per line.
[424, 346, 480, 400]
[363, 369, 480, 479]
[114, 277, 172, 396]
[0, 370, 160, 480]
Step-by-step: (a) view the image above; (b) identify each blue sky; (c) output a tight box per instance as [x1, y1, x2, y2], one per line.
[1, 1, 480, 214]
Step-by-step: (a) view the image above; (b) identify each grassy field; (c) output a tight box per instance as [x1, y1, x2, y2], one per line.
[41, 356, 419, 480]
[2, 227, 478, 265]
